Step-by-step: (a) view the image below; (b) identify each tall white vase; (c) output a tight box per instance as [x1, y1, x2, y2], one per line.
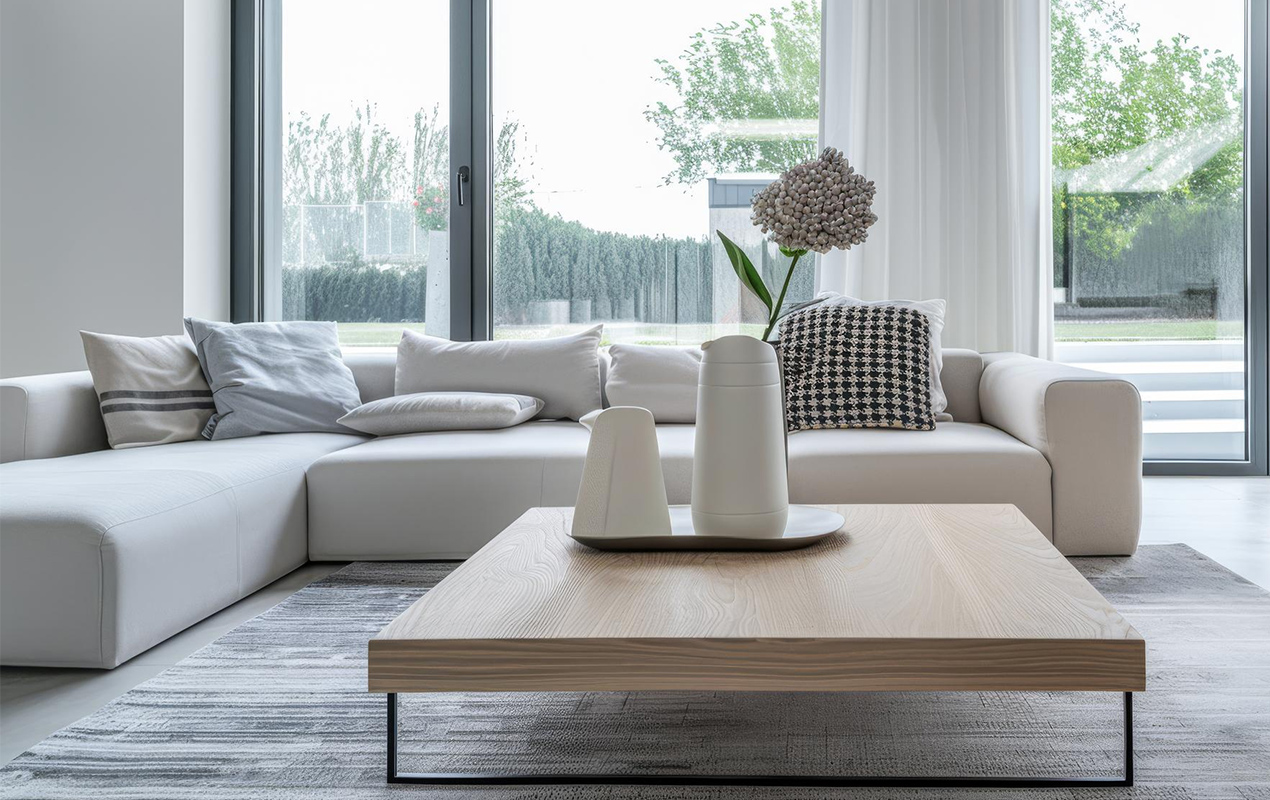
[690, 335, 789, 539]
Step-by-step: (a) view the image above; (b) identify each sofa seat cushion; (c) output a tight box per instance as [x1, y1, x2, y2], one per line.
[0, 433, 364, 667]
[307, 422, 696, 560]
[786, 422, 1053, 538]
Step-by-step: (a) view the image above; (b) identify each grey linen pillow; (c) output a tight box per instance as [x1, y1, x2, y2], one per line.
[395, 326, 603, 421]
[183, 318, 363, 440]
[338, 392, 544, 436]
[80, 331, 215, 449]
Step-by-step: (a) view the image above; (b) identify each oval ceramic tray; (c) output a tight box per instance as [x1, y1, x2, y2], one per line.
[571, 505, 845, 552]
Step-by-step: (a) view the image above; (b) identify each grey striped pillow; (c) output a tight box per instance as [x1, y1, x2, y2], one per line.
[80, 331, 215, 449]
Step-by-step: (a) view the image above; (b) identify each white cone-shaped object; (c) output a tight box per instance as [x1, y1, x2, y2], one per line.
[572, 406, 672, 539]
[691, 335, 789, 538]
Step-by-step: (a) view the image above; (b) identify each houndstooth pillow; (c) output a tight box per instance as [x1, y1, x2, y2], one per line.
[780, 304, 936, 432]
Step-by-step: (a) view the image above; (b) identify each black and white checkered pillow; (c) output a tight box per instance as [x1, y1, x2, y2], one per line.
[780, 304, 936, 432]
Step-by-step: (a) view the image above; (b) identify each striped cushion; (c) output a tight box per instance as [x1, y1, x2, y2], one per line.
[80, 331, 214, 449]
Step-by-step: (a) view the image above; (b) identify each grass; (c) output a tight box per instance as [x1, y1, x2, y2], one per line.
[1053, 319, 1244, 342]
[335, 322, 427, 347]
[335, 320, 1245, 348]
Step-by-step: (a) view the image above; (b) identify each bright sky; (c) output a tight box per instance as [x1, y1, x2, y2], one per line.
[282, 0, 1247, 240]
[1128, 0, 1244, 69]
[284, 0, 790, 240]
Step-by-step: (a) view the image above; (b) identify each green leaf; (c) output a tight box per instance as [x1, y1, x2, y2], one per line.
[716, 231, 773, 312]
[778, 246, 808, 258]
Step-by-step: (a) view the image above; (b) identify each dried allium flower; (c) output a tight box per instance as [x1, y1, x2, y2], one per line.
[750, 147, 877, 254]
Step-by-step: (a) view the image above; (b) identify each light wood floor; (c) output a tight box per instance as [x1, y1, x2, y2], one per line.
[1, 476, 1266, 766]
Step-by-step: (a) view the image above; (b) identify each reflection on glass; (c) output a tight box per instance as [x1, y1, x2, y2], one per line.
[491, 0, 821, 344]
[278, 0, 450, 346]
[1050, 0, 1247, 460]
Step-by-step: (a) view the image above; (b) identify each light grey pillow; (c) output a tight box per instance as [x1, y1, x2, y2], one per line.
[80, 331, 214, 449]
[395, 326, 603, 421]
[605, 344, 702, 423]
[183, 318, 363, 440]
[338, 392, 543, 436]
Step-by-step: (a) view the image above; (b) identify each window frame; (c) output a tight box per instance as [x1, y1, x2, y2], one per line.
[230, 0, 489, 340]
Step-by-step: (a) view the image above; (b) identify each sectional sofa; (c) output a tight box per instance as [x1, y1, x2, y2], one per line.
[0, 348, 1142, 668]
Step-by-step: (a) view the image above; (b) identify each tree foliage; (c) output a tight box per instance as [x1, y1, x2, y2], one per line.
[1051, 0, 1241, 192]
[645, 0, 820, 185]
[284, 103, 532, 212]
[1050, 0, 1243, 294]
[285, 103, 405, 205]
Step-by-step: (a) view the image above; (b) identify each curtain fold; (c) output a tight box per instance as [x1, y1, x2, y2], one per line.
[817, 0, 1053, 357]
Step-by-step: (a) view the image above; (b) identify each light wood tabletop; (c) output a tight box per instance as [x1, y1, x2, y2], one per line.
[370, 504, 1145, 694]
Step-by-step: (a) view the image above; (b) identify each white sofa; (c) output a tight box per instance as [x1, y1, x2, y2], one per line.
[0, 348, 1142, 668]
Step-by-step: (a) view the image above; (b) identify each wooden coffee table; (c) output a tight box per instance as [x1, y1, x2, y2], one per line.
[370, 504, 1144, 788]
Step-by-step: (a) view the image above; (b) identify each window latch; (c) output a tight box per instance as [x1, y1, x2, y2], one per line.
[457, 166, 470, 207]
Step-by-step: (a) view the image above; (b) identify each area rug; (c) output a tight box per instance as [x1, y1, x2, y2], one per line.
[2, 544, 1267, 799]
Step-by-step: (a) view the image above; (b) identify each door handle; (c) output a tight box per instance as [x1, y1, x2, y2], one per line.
[457, 166, 470, 207]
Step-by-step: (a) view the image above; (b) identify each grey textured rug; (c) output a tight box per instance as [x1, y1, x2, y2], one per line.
[2, 544, 1267, 799]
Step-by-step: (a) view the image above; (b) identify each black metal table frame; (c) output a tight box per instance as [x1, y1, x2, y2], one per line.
[384, 690, 1134, 788]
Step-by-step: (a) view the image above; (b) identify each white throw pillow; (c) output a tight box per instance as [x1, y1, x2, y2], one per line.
[338, 392, 544, 436]
[80, 331, 215, 449]
[810, 293, 950, 420]
[395, 326, 603, 421]
[605, 344, 702, 423]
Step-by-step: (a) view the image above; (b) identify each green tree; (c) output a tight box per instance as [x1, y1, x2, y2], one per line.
[285, 103, 405, 205]
[1051, 0, 1240, 190]
[1050, 0, 1243, 289]
[645, 0, 820, 185]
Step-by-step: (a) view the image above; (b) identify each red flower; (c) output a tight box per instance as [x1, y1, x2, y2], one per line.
[425, 207, 434, 214]
[412, 200, 420, 207]
[416, 185, 424, 195]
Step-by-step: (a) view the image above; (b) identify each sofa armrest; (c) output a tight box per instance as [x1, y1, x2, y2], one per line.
[0, 371, 108, 463]
[979, 353, 1142, 556]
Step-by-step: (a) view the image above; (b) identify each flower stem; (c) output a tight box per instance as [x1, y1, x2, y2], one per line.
[762, 251, 804, 341]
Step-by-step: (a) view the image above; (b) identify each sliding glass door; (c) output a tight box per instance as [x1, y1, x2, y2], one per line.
[1051, 0, 1267, 470]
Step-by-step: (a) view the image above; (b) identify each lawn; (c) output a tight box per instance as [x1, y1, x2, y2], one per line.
[335, 322, 427, 347]
[1053, 319, 1244, 342]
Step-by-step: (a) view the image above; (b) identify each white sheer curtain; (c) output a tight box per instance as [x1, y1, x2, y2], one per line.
[816, 0, 1053, 357]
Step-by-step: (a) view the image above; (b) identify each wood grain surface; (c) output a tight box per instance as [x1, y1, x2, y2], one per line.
[370, 505, 1145, 693]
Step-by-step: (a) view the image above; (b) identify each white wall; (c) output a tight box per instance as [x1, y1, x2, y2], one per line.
[0, 0, 230, 378]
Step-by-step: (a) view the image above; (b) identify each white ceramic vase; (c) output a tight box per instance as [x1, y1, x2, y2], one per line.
[690, 335, 789, 539]
[572, 406, 672, 540]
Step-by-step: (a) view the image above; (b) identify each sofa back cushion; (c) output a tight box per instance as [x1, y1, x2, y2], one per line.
[343, 352, 396, 403]
[0, 371, 107, 463]
[940, 349, 984, 423]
